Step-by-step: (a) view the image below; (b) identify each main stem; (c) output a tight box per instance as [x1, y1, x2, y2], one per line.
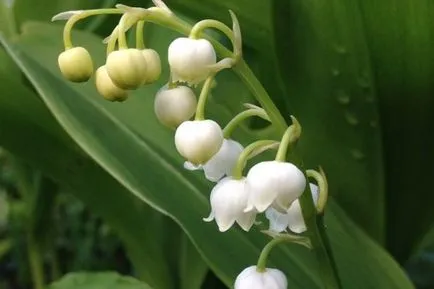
[27, 234, 45, 289]
[136, 7, 341, 288]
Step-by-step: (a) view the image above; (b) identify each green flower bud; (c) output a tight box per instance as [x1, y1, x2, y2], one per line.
[106, 48, 147, 90]
[58, 47, 93, 83]
[141, 49, 161, 84]
[95, 66, 128, 102]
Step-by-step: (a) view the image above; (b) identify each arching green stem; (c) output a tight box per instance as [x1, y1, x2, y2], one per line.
[195, 75, 215, 120]
[256, 234, 311, 272]
[61, 8, 122, 49]
[189, 19, 235, 56]
[136, 20, 146, 49]
[307, 168, 329, 214]
[232, 140, 279, 179]
[223, 108, 270, 138]
[275, 116, 301, 161]
[106, 25, 118, 56]
[117, 14, 129, 49]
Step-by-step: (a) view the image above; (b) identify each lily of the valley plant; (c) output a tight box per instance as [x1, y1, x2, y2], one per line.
[52, 1, 342, 288]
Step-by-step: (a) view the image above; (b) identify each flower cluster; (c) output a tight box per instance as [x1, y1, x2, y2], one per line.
[53, 2, 330, 288]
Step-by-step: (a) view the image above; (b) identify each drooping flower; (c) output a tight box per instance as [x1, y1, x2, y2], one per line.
[234, 266, 287, 289]
[244, 161, 306, 213]
[58, 47, 93, 82]
[204, 177, 256, 232]
[95, 65, 128, 102]
[184, 138, 243, 182]
[154, 85, 197, 128]
[106, 48, 147, 89]
[265, 183, 319, 233]
[174, 120, 223, 165]
[141, 49, 161, 84]
[168, 37, 216, 85]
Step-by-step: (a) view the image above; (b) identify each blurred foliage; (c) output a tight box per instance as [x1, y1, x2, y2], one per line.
[0, 0, 433, 289]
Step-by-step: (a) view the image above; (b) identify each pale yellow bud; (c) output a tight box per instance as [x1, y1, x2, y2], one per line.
[58, 47, 93, 83]
[95, 66, 128, 102]
[141, 49, 161, 84]
[106, 48, 147, 90]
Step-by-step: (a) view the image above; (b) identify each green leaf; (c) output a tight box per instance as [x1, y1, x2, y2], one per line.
[0, 22, 415, 288]
[271, 0, 385, 243]
[49, 272, 153, 289]
[357, 0, 434, 262]
[178, 235, 208, 289]
[0, 73, 174, 289]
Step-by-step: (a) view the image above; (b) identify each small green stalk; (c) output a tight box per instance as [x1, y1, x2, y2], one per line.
[223, 107, 270, 138]
[275, 116, 301, 161]
[256, 238, 286, 272]
[195, 75, 215, 120]
[136, 20, 146, 49]
[232, 140, 279, 179]
[117, 14, 129, 49]
[62, 8, 122, 49]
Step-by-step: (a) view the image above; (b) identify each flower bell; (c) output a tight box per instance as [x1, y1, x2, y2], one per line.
[106, 48, 147, 89]
[58, 47, 93, 82]
[265, 183, 319, 233]
[95, 66, 128, 102]
[204, 177, 256, 232]
[234, 266, 287, 289]
[244, 161, 306, 213]
[141, 49, 161, 84]
[174, 120, 223, 165]
[154, 85, 197, 128]
[168, 37, 216, 85]
[184, 138, 243, 182]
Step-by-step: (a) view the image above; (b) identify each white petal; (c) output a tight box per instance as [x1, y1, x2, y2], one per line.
[183, 161, 202, 171]
[203, 211, 215, 222]
[52, 10, 83, 21]
[286, 183, 320, 233]
[245, 162, 280, 212]
[175, 120, 223, 165]
[207, 177, 249, 232]
[265, 208, 290, 233]
[236, 210, 256, 231]
[168, 37, 217, 84]
[234, 266, 287, 289]
[203, 139, 243, 182]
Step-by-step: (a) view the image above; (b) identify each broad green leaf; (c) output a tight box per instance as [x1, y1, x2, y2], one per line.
[178, 235, 208, 289]
[357, 0, 434, 262]
[271, 0, 385, 243]
[0, 0, 17, 37]
[49, 272, 153, 289]
[0, 74, 174, 289]
[0, 23, 415, 288]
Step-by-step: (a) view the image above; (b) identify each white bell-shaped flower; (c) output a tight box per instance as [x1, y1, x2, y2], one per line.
[154, 85, 197, 128]
[234, 266, 287, 289]
[175, 120, 223, 165]
[184, 138, 243, 182]
[168, 37, 216, 85]
[265, 183, 319, 233]
[244, 161, 306, 213]
[204, 177, 256, 232]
